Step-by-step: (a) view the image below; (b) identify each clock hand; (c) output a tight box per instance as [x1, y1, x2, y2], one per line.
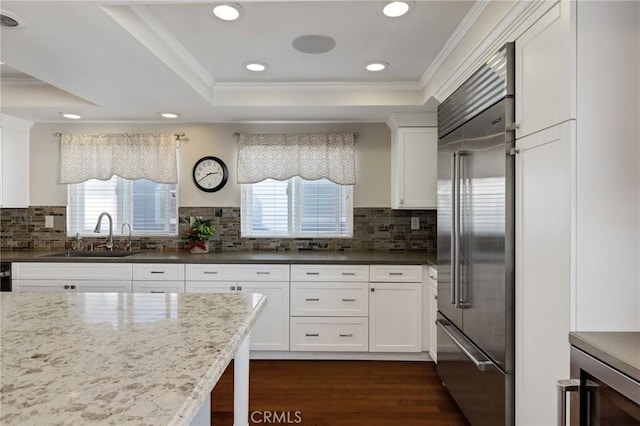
[197, 172, 220, 183]
[197, 172, 214, 182]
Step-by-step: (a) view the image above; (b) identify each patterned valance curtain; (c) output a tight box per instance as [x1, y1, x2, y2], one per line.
[237, 132, 356, 185]
[59, 133, 178, 184]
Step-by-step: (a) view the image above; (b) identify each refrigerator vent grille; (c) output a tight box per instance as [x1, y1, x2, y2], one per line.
[438, 47, 509, 139]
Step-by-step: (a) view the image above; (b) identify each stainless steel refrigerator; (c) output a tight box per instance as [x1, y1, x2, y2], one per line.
[436, 43, 515, 426]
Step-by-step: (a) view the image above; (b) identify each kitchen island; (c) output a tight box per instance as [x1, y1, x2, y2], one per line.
[0, 291, 266, 425]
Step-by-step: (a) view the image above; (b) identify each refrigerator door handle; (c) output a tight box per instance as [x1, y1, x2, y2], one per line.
[450, 151, 457, 305]
[437, 319, 494, 371]
[454, 151, 466, 308]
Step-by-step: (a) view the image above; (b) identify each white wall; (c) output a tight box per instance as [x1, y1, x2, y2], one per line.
[574, 1, 640, 331]
[29, 122, 392, 208]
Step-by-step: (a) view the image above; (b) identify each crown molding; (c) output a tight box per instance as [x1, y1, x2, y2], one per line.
[1, 113, 34, 129]
[432, 0, 550, 103]
[386, 112, 437, 130]
[419, 0, 490, 87]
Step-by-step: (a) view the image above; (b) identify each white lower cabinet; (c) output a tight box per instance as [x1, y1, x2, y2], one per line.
[289, 264, 370, 352]
[427, 267, 438, 362]
[369, 265, 422, 353]
[132, 263, 185, 293]
[290, 317, 368, 352]
[185, 264, 290, 351]
[13, 262, 133, 293]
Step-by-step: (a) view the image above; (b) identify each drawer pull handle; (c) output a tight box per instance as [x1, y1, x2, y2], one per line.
[305, 298, 320, 302]
[256, 271, 270, 275]
[306, 272, 320, 275]
[342, 298, 356, 302]
[151, 291, 165, 293]
[429, 275, 437, 280]
[342, 272, 356, 276]
[63, 284, 70, 290]
[150, 271, 165, 274]
[70, 285, 76, 290]
[339, 333, 353, 337]
[305, 333, 319, 337]
[389, 272, 404, 276]
[203, 271, 218, 274]
[237, 286, 243, 291]
[230, 286, 236, 291]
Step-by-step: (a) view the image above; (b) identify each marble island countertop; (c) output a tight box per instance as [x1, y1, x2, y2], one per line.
[0, 291, 266, 425]
[0, 250, 437, 266]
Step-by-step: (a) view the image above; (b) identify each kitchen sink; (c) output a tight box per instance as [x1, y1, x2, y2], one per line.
[42, 251, 139, 258]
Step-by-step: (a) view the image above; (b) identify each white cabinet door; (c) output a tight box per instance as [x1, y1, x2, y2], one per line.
[515, 1, 575, 139]
[240, 281, 290, 351]
[0, 114, 32, 207]
[427, 267, 438, 361]
[391, 127, 438, 209]
[515, 122, 573, 426]
[369, 282, 422, 352]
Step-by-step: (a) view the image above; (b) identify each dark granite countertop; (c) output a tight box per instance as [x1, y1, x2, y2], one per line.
[569, 331, 640, 383]
[0, 250, 437, 266]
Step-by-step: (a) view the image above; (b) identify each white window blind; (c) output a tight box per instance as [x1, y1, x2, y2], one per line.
[241, 177, 353, 238]
[67, 177, 178, 237]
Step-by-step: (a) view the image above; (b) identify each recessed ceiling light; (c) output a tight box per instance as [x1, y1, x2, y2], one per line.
[212, 3, 243, 21]
[0, 10, 24, 28]
[366, 62, 389, 72]
[60, 113, 81, 120]
[244, 62, 267, 72]
[383, 1, 410, 18]
[159, 112, 181, 119]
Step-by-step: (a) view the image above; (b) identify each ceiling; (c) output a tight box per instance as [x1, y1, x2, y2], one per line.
[0, 1, 476, 124]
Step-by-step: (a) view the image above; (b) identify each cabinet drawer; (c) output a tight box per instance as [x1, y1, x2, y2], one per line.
[185, 281, 237, 293]
[13, 262, 132, 280]
[290, 265, 368, 282]
[185, 264, 289, 281]
[132, 281, 185, 293]
[132, 264, 184, 281]
[290, 282, 368, 317]
[290, 317, 368, 352]
[14, 279, 131, 293]
[369, 265, 422, 282]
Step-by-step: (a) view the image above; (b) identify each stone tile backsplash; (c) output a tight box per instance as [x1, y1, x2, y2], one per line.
[0, 207, 436, 252]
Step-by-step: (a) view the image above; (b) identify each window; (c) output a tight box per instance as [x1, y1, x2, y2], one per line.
[241, 177, 353, 238]
[67, 176, 178, 236]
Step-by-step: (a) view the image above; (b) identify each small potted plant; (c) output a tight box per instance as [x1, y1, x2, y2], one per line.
[185, 217, 215, 254]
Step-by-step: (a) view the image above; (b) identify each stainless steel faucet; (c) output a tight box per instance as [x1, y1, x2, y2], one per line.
[94, 212, 114, 250]
[121, 223, 132, 251]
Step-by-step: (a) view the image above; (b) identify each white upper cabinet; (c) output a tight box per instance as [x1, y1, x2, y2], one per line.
[1, 114, 33, 208]
[515, 0, 575, 139]
[390, 127, 438, 209]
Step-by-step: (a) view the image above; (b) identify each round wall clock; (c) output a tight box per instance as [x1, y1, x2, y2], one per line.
[192, 156, 228, 192]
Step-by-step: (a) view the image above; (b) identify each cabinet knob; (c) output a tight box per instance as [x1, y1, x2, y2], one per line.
[237, 286, 243, 291]
[63, 285, 70, 290]
[371, 288, 375, 292]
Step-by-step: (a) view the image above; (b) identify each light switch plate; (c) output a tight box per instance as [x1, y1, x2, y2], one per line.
[45, 215, 54, 228]
[410, 217, 419, 230]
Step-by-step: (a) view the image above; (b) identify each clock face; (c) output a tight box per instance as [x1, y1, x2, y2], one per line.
[192, 156, 228, 192]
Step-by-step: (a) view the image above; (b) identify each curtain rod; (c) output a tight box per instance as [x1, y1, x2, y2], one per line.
[54, 132, 186, 140]
[233, 132, 359, 137]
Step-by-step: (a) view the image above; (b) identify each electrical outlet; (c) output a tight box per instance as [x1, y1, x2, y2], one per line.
[45, 215, 54, 228]
[410, 217, 420, 230]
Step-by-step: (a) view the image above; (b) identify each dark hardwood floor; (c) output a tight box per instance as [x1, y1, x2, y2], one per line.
[211, 360, 469, 425]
